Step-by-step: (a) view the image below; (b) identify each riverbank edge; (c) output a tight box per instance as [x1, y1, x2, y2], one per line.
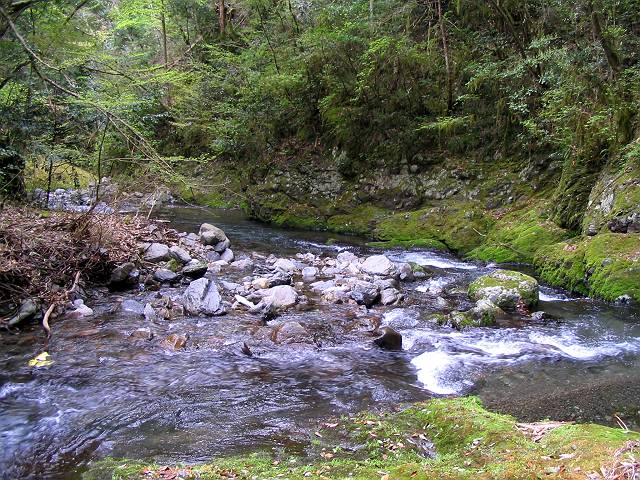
[83, 396, 640, 479]
[243, 195, 640, 304]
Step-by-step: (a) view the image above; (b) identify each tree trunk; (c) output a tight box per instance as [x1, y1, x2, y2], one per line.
[218, 0, 225, 34]
[436, 0, 453, 113]
[587, 0, 620, 79]
[160, 0, 168, 68]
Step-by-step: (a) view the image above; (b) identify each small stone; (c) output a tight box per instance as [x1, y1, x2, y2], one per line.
[271, 321, 309, 344]
[153, 268, 179, 283]
[230, 258, 254, 270]
[301, 266, 318, 279]
[143, 303, 157, 321]
[181, 261, 208, 279]
[143, 243, 170, 262]
[349, 281, 380, 307]
[220, 248, 235, 263]
[361, 255, 396, 276]
[8, 298, 39, 327]
[121, 299, 145, 315]
[164, 333, 188, 350]
[205, 251, 221, 262]
[380, 288, 401, 305]
[110, 262, 134, 283]
[374, 327, 403, 350]
[169, 246, 191, 264]
[214, 238, 231, 253]
[130, 327, 153, 340]
[274, 258, 296, 272]
[258, 285, 298, 309]
[182, 278, 225, 315]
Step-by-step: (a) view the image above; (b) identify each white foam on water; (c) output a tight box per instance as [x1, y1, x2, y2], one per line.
[389, 252, 478, 270]
[415, 277, 453, 295]
[411, 350, 463, 394]
[539, 291, 574, 302]
[411, 323, 640, 394]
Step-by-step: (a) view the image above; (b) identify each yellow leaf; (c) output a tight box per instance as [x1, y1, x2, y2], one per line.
[28, 352, 53, 368]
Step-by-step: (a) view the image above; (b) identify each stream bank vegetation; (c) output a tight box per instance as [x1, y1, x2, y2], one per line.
[85, 397, 640, 479]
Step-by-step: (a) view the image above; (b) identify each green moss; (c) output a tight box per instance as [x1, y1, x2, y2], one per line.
[468, 269, 539, 309]
[85, 397, 640, 480]
[374, 202, 492, 254]
[535, 233, 640, 301]
[366, 238, 448, 250]
[467, 204, 570, 264]
[326, 205, 388, 236]
[24, 161, 95, 191]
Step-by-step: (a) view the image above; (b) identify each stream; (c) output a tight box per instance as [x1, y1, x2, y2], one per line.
[2, 206, 640, 479]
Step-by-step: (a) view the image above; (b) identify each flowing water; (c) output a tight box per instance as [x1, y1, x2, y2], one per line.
[2, 206, 640, 479]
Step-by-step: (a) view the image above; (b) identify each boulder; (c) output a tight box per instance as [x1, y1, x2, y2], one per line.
[199, 223, 227, 246]
[182, 278, 225, 315]
[274, 258, 296, 272]
[181, 261, 208, 279]
[374, 327, 403, 350]
[143, 243, 170, 262]
[380, 288, 402, 306]
[336, 251, 358, 264]
[169, 246, 191, 264]
[153, 268, 179, 283]
[361, 255, 396, 276]
[220, 248, 235, 263]
[349, 281, 380, 307]
[468, 269, 539, 310]
[259, 285, 298, 309]
[214, 238, 231, 253]
[301, 266, 318, 279]
[8, 298, 39, 326]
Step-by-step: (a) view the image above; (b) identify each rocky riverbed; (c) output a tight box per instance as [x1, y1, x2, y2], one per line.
[2, 205, 640, 479]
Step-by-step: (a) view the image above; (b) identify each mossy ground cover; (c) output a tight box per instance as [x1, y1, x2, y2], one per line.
[83, 397, 639, 480]
[535, 233, 640, 302]
[466, 203, 570, 264]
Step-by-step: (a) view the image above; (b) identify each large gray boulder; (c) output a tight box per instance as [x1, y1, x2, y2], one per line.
[199, 223, 227, 246]
[258, 285, 298, 309]
[182, 278, 225, 315]
[468, 269, 539, 310]
[361, 255, 396, 276]
[349, 281, 380, 307]
[143, 243, 170, 262]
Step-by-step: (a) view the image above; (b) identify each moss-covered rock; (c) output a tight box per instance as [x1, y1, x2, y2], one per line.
[467, 203, 570, 264]
[535, 233, 640, 302]
[469, 269, 539, 309]
[83, 397, 640, 480]
[374, 201, 492, 254]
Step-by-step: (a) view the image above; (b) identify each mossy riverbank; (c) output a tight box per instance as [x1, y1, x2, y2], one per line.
[83, 397, 640, 479]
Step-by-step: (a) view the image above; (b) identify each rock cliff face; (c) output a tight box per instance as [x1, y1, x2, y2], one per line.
[240, 146, 639, 303]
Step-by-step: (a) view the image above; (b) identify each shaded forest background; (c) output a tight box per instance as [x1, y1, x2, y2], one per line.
[1, 0, 639, 231]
